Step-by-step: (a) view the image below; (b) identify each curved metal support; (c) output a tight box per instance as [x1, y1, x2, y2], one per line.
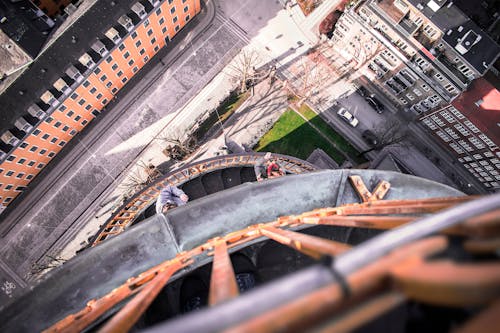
[91, 153, 318, 246]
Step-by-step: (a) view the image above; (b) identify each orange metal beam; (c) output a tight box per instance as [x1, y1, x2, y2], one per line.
[98, 261, 183, 333]
[260, 226, 351, 259]
[224, 237, 447, 333]
[390, 260, 500, 306]
[455, 299, 500, 333]
[302, 215, 415, 230]
[313, 292, 406, 333]
[209, 240, 239, 306]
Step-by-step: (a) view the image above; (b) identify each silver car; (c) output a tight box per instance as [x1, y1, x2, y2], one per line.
[337, 107, 359, 127]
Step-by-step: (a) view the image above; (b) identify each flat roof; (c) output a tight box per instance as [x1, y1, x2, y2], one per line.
[407, 0, 500, 74]
[0, 0, 140, 137]
[451, 78, 500, 145]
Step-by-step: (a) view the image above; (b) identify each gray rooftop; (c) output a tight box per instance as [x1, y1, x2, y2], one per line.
[0, 0, 143, 147]
[407, 0, 500, 74]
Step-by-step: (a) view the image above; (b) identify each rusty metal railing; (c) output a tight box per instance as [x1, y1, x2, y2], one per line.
[46, 177, 500, 333]
[91, 153, 318, 246]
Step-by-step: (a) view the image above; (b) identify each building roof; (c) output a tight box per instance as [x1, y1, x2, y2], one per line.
[407, 0, 500, 74]
[0, 0, 140, 142]
[451, 77, 500, 145]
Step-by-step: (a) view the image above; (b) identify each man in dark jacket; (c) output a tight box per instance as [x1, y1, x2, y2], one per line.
[155, 185, 189, 214]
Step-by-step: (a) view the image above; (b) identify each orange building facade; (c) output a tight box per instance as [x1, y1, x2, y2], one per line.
[0, 0, 201, 214]
[32, 0, 74, 17]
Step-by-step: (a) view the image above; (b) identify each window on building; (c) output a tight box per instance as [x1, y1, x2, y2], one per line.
[106, 82, 113, 88]
[70, 92, 78, 100]
[78, 98, 85, 106]
[175, 25, 180, 32]
[42, 133, 50, 140]
[184, 6, 188, 12]
[112, 87, 118, 93]
[151, 37, 156, 44]
[94, 67, 101, 75]
[39, 149, 47, 155]
[81, 120, 88, 126]
[117, 70, 123, 77]
[69, 129, 77, 136]
[144, 56, 149, 62]
[112, 63, 119, 70]
[102, 99, 108, 105]
[50, 137, 58, 144]
[62, 126, 69, 132]
[45, 116, 53, 124]
[6, 155, 15, 162]
[159, 17, 165, 25]
[27, 161, 35, 167]
[162, 26, 167, 34]
[59, 105, 67, 112]
[106, 56, 113, 63]
[131, 31, 138, 39]
[171, 7, 176, 14]
[17, 158, 26, 165]
[15, 186, 26, 192]
[20, 142, 28, 148]
[36, 163, 45, 169]
[119, 44, 126, 51]
[173, 16, 178, 23]
[4, 197, 13, 203]
[154, 45, 160, 52]
[29, 146, 38, 152]
[85, 104, 92, 111]
[123, 51, 130, 59]
[96, 93, 103, 99]
[121, 77, 128, 84]
[100, 74, 107, 82]
[16, 172, 25, 179]
[128, 59, 134, 66]
[144, 19, 150, 27]
[133, 66, 139, 73]
[6, 170, 14, 177]
[54, 121, 62, 128]
[83, 80, 90, 88]
[147, 29, 153, 36]
[186, 14, 190, 21]
[90, 87, 97, 94]
[33, 129, 41, 136]
[26, 174, 34, 180]
[58, 141, 66, 147]
[75, 115, 82, 122]
[139, 48, 146, 55]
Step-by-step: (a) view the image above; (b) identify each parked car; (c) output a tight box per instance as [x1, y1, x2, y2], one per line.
[362, 130, 379, 146]
[337, 107, 359, 127]
[356, 86, 369, 97]
[365, 96, 385, 113]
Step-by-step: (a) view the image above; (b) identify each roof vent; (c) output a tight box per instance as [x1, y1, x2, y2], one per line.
[65, 65, 83, 82]
[40, 90, 59, 107]
[131, 3, 147, 19]
[15, 117, 33, 133]
[427, 0, 446, 12]
[148, 0, 161, 6]
[53, 78, 70, 94]
[105, 27, 121, 44]
[455, 30, 481, 55]
[1, 131, 20, 146]
[78, 53, 96, 69]
[27, 104, 46, 119]
[91, 40, 108, 56]
[118, 15, 134, 31]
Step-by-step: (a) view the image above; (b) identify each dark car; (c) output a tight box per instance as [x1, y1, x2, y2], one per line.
[365, 96, 385, 113]
[356, 86, 369, 97]
[362, 130, 379, 146]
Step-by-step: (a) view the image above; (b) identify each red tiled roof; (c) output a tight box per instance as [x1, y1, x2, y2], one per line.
[451, 78, 500, 145]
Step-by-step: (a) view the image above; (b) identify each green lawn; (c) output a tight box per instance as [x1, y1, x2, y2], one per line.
[297, 104, 364, 162]
[254, 110, 346, 163]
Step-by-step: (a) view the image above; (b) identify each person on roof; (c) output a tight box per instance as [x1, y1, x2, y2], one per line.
[266, 159, 285, 179]
[155, 185, 189, 214]
[254, 152, 272, 182]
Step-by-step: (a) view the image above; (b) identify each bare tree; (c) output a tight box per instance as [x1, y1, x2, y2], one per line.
[29, 255, 66, 279]
[119, 160, 162, 197]
[293, 53, 331, 105]
[359, 119, 408, 156]
[225, 49, 262, 93]
[158, 131, 197, 161]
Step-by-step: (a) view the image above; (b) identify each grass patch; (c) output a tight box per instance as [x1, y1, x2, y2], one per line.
[193, 91, 250, 140]
[297, 104, 365, 164]
[255, 110, 346, 163]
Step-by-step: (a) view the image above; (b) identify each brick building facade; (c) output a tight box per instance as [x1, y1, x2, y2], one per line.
[0, 0, 201, 214]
